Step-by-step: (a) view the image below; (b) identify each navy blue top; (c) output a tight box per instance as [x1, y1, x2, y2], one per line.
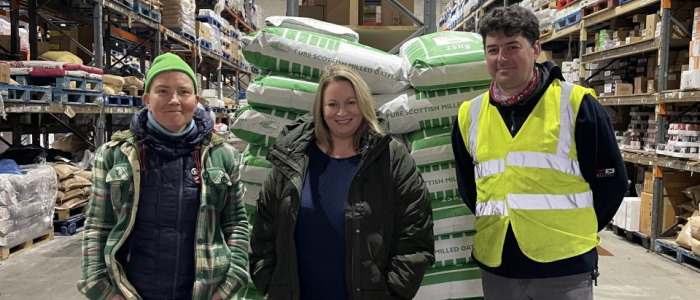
[295, 143, 360, 300]
[451, 62, 629, 278]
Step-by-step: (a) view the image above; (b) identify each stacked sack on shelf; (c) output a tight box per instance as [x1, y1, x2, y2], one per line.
[0, 164, 57, 249]
[161, 0, 196, 38]
[233, 17, 490, 300]
[51, 163, 92, 213]
[386, 31, 489, 300]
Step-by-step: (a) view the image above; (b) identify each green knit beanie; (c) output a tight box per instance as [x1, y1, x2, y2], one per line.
[144, 53, 198, 94]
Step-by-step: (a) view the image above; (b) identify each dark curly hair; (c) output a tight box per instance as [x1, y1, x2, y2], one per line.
[478, 4, 539, 47]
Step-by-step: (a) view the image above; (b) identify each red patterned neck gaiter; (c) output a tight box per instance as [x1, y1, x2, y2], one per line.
[490, 67, 540, 106]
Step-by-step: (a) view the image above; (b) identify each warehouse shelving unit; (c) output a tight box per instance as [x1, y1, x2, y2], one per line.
[2, 0, 256, 148]
[442, 0, 700, 260]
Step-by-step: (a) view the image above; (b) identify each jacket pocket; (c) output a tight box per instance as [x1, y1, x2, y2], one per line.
[204, 167, 232, 210]
[105, 163, 133, 212]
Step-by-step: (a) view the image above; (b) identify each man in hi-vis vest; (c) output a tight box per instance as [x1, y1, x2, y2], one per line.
[452, 5, 628, 300]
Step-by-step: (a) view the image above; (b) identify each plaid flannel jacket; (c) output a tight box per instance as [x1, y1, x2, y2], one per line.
[77, 130, 250, 300]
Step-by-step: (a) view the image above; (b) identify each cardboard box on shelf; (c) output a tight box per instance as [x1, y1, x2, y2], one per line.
[645, 13, 660, 39]
[681, 69, 700, 90]
[648, 79, 657, 93]
[325, 0, 359, 25]
[640, 192, 688, 236]
[691, 57, 700, 70]
[381, 0, 413, 26]
[634, 77, 649, 94]
[299, 5, 325, 20]
[626, 36, 643, 44]
[644, 171, 700, 195]
[0, 64, 9, 84]
[625, 197, 642, 232]
[632, 14, 646, 23]
[615, 82, 633, 95]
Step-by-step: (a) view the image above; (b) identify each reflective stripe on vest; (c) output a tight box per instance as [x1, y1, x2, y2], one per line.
[475, 191, 593, 216]
[476, 200, 508, 216]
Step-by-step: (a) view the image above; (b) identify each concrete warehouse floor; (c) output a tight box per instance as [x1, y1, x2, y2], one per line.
[0, 230, 698, 300]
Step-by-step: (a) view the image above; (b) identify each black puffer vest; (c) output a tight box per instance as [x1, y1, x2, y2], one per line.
[116, 109, 213, 300]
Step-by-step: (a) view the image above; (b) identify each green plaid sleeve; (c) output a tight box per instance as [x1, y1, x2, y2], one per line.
[76, 144, 123, 300]
[216, 146, 251, 299]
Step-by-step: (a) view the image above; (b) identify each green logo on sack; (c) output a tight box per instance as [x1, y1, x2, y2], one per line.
[258, 120, 280, 131]
[269, 42, 289, 54]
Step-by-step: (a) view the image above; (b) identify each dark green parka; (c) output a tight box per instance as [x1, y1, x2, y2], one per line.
[250, 115, 435, 300]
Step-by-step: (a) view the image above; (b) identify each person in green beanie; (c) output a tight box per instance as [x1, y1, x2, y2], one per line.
[78, 52, 250, 300]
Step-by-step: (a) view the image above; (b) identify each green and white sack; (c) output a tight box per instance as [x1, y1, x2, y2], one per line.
[431, 195, 475, 236]
[265, 16, 360, 42]
[416, 264, 483, 300]
[247, 71, 319, 114]
[231, 105, 302, 147]
[242, 28, 409, 94]
[242, 182, 262, 213]
[408, 126, 454, 167]
[419, 162, 459, 205]
[240, 144, 272, 185]
[377, 85, 487, 134]
[235, 282, 267, 300]
[433, 231, 475, 268]
[419, 162, 475, 235]
[400, 31, 491, 91]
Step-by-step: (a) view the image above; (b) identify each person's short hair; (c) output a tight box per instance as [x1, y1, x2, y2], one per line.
[478, 4, 539, 46]
[313, 64, 385, 153]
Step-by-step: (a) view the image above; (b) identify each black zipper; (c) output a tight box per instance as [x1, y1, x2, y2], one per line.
[510, 110, 516, 136]
[172, 157, 183, 297]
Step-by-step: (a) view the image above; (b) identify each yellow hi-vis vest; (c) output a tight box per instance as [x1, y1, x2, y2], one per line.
[456, 79, 599, 267]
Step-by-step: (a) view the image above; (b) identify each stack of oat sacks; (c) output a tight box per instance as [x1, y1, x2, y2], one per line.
[378, 31, 490, 300]
[160, 0, 196, 38]
[0, 164, 57, 248]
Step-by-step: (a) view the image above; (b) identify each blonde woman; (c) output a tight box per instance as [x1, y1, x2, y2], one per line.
[250, 65, 435, 300]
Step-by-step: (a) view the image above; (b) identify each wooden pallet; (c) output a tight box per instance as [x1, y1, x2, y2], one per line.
[132, 1, 161, 23]
[557, 0, 579, 10]
[0, 231, 54, 261]
[198, 39, 212, 51]
[52, 89, 102, 105]
[540, 28, 553, 37]
[582, 0, 618, 18]
[54, 202, 88, 221]
[104, 94, 143, 107]
[554, 10, 582, 32]
[13, 75, 103, 93]
[654, 239, 700, 273]
[0, 83, 52, 103]
[609, 224, 651, 249]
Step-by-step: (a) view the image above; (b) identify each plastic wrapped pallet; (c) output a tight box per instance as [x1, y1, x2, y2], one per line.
[377, 85, 488, 134]
[400, 31, 490, 91]
[247, 71, 319, 114]
[0, 164, 57, 247]
[231, 105, 302, 147]
[265, 16, 360, 42]
[242, 27, 409, 94]
[161, 0, 196, 36]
